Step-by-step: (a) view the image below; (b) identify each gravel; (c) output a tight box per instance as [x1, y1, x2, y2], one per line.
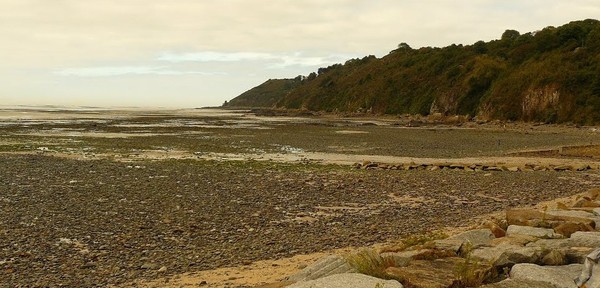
[1, 154, 597, 287]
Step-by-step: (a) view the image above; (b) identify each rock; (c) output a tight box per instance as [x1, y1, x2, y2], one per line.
[541, 249, 567, 266]
[506, 225, 563, 239]
[381, 250, 428, 267]
[575, 164, 591, 171]
[490, 234, 538, 247]
[157, 266, 167, 273]
[287, 255, 356, 282]
[481, 221, 506, 238]
[545, 209, 600, 225]
[507, 166, 520, 172]
[386, 257, 475, 288]
[432, 239, 464, 254]
[553, 165, 574, 171]
[509, 263, 581, 288]
[380, 252, 414, 267]
[566, 247, 596, 264]
[527, 238, 572, 250]
[506, 209, 595, 229]
[470, 244, 543, 268]
[256, 281, 295, 288]
[449, 164, 465, 170]
[430, 229, 495, 255]
[583, 188, 600, 201]
[554, 221, 594, 237]
[485, 166, 503, 171]
[80, 262, 97, 269]
[287, 273, 403, 288]
[480, 278, 555, 288]
[573, 198, 600, 208]
[446, 229, 495, 248]
[140, 263, 159, 270]
[365, 162, 379, 169]
[570, 231, 600, 247]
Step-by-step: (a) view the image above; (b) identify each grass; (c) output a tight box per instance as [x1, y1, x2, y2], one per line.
[380, 231, 449, 253]
[452, 242, 497, 288]
[345, 248, 399, 280]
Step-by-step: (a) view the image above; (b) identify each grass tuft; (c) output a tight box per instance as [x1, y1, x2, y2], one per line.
[345, 248, 398, 280]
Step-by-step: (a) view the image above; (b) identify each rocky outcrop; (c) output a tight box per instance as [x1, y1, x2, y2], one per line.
[280, 188, 600, 288]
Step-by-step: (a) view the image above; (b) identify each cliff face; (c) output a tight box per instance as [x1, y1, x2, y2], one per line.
[227, 19, 600, 124]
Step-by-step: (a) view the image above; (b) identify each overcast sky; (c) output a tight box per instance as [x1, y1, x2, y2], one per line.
[1, 0, 599, 108]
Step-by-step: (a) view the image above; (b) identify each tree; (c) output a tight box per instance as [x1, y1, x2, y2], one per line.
[501, 29, 521, 42]
[397, 42, 412, 50]
[473, 41, 487, 54]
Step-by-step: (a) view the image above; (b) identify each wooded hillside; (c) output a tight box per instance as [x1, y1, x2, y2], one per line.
[225, 19, 600, 124]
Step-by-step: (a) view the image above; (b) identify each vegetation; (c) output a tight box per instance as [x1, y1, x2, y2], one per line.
[226, 19, 600, 124]
[452, 242, 497, 287]
[345, 249, 398, 280]
[223, 76, 303, 108]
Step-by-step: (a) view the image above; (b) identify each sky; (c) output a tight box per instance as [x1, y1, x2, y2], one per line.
[1, 0, 600, 108]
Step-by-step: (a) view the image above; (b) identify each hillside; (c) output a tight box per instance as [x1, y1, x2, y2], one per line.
[223, 77, 303, 108]
[225, 19, 600, 124]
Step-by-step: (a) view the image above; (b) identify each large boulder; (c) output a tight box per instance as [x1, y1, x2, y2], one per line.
[570, 231, 600, 247]
[527, 239, 572, 250]
[506, 225, 563, 239]
[506, 209, 595, 229]
[287, 255, 356, 282]
[544, 210, 600, 227]
[287, 273, 403, 288]
[509, 263, 581, 288]
[527, 232, 600, 253]
[470, 244, 544, 268]
[490, 234, 538, 247]
[447, 229, 496, 246]
[380, 249, 428, 267]
[431, 229, 495, 254]
[554, 221, 595, 237]
[432, 239, 465, 254]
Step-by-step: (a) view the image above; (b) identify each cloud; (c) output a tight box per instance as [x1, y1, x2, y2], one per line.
[3, 0, 600, 108]
[54, 66, 227, 77]
[157, 51, 357, 68]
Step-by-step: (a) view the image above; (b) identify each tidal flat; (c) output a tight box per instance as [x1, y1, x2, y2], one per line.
[1, 108, 600, 287]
